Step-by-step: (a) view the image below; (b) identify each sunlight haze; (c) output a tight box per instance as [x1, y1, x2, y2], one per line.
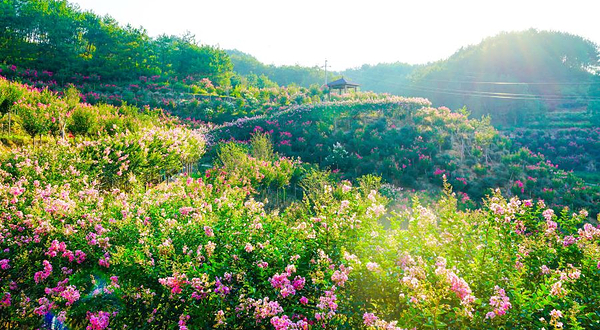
[69, 0, 600, 70]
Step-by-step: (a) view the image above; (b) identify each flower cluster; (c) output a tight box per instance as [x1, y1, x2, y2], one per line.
[485, 286, 511, 319]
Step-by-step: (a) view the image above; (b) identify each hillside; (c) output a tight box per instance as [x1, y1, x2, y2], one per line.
[1, 0, 598, 207]
[211, 97, 599, 216]
[1, 1, 600, 329]
[0, 79, 599, 329]
[343, 30, 599, 126]
[0, 0, 231, 82]
[341, 30, 600, 178]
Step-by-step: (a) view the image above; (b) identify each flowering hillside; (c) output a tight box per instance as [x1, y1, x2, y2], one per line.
[0, 78, 599, 329]
[212, 98, 600, 217]
[1, 1, 599, 328]
[1, 139, 599, 329]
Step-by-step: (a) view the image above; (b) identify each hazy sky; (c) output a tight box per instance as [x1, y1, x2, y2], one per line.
[69, 0, 599, 71]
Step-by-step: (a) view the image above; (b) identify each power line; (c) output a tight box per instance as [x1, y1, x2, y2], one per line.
[408, 84, 590, 100]
[354, 75, 600, 102]
[346, 67, 600, 85]
[412, 78, 600, 86]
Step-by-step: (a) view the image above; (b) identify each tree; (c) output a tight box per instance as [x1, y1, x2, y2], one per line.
[58, 85, 80, 139]
[589, 76, 600, 126]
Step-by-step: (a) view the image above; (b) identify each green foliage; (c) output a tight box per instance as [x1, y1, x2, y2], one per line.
[0, 0, 232, 82]
[1, 136, 598, 329]
[250, 132, 275, 161]
[0, 71, 599, 329]
[227, 49, 326, 87]
[68, 105, 98, 136]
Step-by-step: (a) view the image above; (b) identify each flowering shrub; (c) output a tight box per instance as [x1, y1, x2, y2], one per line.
[2, 60, 599, 330]
[212, 99, 600, 217]
[347, 181, 600, 329]
[1, 113, 600, 329]
[512, 127, 600, 173]
[0, 139, 387, 328]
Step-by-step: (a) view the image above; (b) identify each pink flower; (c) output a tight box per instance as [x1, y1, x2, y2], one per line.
[251, 297, 282, 320]
[87, 311, 110, 330]
[75, 250, 86, 264]
[363, 312, 379, 326]
[214, 278, 230, 297]
[270, 315, 293, 330]
[34, 260, 53, 283]
[563, 236, 576, 246]
[204, 226, 214, 237]
[285, 264, 296, 274]
[543, 209, 555, 221]
[178, 314, 190, 330]
[34, 297, 54, 316]
[299, 296, 308, 305]
[316, 287, 338, 319]
[540, 265, 551, 275]
[331, 265, 351, 287]
[0, 293, 11, 307]
[98, 254, 110, 268]
[270, 273, 295, 297]
[550, 309, 562, 319]
[60, 285, 81, 306]
[545, 220, 558, 235]
[179, 206, 194, 216]
[244, 243, 254, 253]
[486, 286, 511, 319]
[340, 200, 350, 210]
[550, 281, 565, 297]
[447, 271, 475, 304]
[367, 261, 383, 273]
[292, 276, 305, 291]
[205, 241, 216, 257]
[342, 184, 352, 193]
[0, 259, 10, 270]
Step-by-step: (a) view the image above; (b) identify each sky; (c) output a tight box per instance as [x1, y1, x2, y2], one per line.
[69, 0, 600, 71]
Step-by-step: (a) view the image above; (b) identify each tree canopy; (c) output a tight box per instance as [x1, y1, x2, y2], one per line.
[0, 0, 232, 82]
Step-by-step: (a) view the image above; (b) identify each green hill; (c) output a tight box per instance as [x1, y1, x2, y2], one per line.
[211, 97, 599, 216]
[344, 30, 599, 126]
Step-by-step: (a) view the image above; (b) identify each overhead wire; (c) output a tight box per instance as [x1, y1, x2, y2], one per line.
[407, 78, 600, 85]
[350, 74, 600, 102]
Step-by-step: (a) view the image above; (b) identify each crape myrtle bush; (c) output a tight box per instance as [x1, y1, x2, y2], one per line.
[1, 68, 599, 329]
[353, 181, 600, 329]
[212, 98, 600, 218]
[511, 127, 600, 173]
[0, 77, 173, 142]
[0, 64, 328, 126]
[0, 130, 386, 329]
[1, 131, 599, 329]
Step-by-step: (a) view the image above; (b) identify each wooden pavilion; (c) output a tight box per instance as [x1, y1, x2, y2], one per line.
[326, 77, 359, 95]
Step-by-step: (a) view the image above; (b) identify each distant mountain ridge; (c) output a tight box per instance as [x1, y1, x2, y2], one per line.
[226, 49, 326, 87]
[229, 30, 599, 127]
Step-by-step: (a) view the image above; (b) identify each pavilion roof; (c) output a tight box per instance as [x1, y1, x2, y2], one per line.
[327, 77, 359, 88]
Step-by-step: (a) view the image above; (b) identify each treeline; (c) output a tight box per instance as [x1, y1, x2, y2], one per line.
[0, 0, 231, 82]
[227, 49, 326, 87]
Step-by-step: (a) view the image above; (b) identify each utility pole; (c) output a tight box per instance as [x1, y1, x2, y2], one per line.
[324, 59, 328, 86]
